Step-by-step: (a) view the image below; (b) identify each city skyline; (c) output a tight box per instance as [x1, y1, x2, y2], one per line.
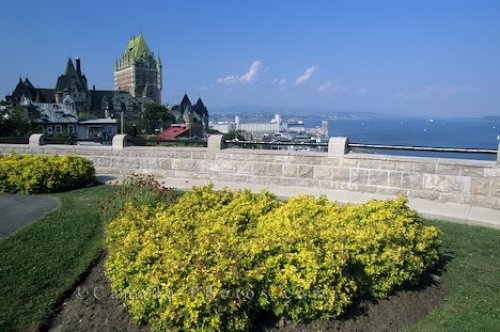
[1, 0, 499, 117]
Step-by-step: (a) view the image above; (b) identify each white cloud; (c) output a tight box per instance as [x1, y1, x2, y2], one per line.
[318, 81, 345, 94]
[217, 60, 262, 84]
[295, 65, 318, 85]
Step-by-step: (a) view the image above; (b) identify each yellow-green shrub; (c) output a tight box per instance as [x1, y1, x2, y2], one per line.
[105, 185, 282, 332]
[0, 153, 95, 193]
[105, 185, 440, 331]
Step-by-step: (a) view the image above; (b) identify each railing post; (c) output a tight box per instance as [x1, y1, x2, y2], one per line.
[497, 143, 500, 165]
[112, 134, 128, 150]
[29, 133, 45, 147]
[328, 137, 349, 157]
[207, 134, 225, 151]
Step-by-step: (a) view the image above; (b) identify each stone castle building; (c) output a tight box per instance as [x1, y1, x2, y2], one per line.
[114, 34, 162, 105]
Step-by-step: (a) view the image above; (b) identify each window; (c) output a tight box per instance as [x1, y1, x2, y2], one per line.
[46, 126, 53, 135]
[55, 125, 62, 134]
[68, 125, 75, 134]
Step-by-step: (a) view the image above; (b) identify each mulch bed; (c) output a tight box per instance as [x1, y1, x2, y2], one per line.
[46, 254, 444, 332]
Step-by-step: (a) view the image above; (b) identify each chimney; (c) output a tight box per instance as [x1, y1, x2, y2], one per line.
[76, 57, 81, 76]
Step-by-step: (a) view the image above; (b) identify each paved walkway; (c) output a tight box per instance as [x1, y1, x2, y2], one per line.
[0, 194, 60, 238]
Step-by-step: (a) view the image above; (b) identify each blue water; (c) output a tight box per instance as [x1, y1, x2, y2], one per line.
[310, 118, 500, 160]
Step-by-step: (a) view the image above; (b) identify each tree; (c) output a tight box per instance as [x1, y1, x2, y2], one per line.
[0, 105, 33, 137]
[140, 104, 176, 135]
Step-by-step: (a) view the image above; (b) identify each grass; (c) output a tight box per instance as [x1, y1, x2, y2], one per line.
[410, 219, 500, 332]
[0, 184, 498, 331]
[0, 184, 119, 331]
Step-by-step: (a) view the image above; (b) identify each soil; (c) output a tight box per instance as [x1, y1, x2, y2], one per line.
[46, 254, 444, 332]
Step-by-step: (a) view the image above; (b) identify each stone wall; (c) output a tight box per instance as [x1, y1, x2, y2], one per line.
[1, 135, 499, 228]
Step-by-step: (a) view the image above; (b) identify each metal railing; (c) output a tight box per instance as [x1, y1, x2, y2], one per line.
[348, 142, 497, 155]
[223, 139, 498, 159]
[224, 140, 328, 150]
[130, 137, 207, 148]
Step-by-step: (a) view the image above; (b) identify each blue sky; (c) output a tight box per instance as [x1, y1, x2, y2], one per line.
[1, 0, 499, 117]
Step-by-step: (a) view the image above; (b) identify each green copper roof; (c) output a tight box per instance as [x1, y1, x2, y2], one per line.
[125, 34, 153, 62]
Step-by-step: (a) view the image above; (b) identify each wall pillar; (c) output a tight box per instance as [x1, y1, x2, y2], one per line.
[328, 137, 349, 157]
[112, 134, 128, 149]
[29, 133, 45, 147]
[207, 134, 225, 152]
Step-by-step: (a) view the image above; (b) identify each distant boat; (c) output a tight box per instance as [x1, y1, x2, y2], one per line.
[497, 134, 500, 140]
[429, 118, 434, 123]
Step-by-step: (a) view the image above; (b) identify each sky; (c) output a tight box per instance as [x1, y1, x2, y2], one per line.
[1, 0, 499, 117]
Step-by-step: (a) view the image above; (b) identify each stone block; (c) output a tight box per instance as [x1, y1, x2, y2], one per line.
[252, 162, 267, 175]
[279, 177, 298, 187]
[282, 164, 297, 177]
[237, 162, 252, 175]
[388, 171, 403, 188]
[340, 158, 359, 168]
[422, 174, 446, 192]
[470, 178, 491, 195]
[395, 162, 415, 172]
[484, 168, 500, 177]
[460, 166, 484, 177]
[328, 137, 349, 157]
[444, 176, 471, 194]
[437, 164, 461, 175]
[331, 168, 350, 181]
[376, 187, 407, 196]
[112, 134, 128, 149]
[321, 158, 342, 167]
[369, 170, 389, 186]
[172, 159, 203, 172]
[358, 159, 381, 170]
[158, 159, 172, 170]
[220, 161, 237, 173]
[414, 162, 437, 173]
[29, 133, 45, 147]
[490, 180, 500, 198]
[298, 165, 314, 178]
[402, 173, 423, 190]
[349, 169, 369, 184]
[314, 166, 332, 180]
[267, 163, 283, 176]
[407, 190, 439, 201]
[207, 134, 225, 151]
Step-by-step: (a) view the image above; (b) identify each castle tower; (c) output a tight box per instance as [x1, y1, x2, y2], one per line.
[114, 34, 162, 105]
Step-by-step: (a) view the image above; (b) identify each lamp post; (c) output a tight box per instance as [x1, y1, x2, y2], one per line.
[121, 111, 124, 134]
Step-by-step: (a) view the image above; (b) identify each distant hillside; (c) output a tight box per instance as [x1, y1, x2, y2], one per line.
[482, 115, 500, 121]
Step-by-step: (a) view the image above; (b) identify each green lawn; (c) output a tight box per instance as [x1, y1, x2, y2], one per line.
[0, 185, 118, 331]
[410, 220, 500, 332]
[0, 185, 498, 331]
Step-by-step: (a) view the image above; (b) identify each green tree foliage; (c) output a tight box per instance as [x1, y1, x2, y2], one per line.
[141, 104, 176, 135]
[105, 185, 440, 331]
[0, 105, 32, 137]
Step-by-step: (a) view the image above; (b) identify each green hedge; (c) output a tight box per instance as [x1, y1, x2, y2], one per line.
[105, 185, 440, 332]
[0, 153, 95, 193]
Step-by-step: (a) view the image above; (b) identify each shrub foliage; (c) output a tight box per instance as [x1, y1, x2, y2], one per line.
[0, 153, 95, 193]
[105, 185, 440, 331]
